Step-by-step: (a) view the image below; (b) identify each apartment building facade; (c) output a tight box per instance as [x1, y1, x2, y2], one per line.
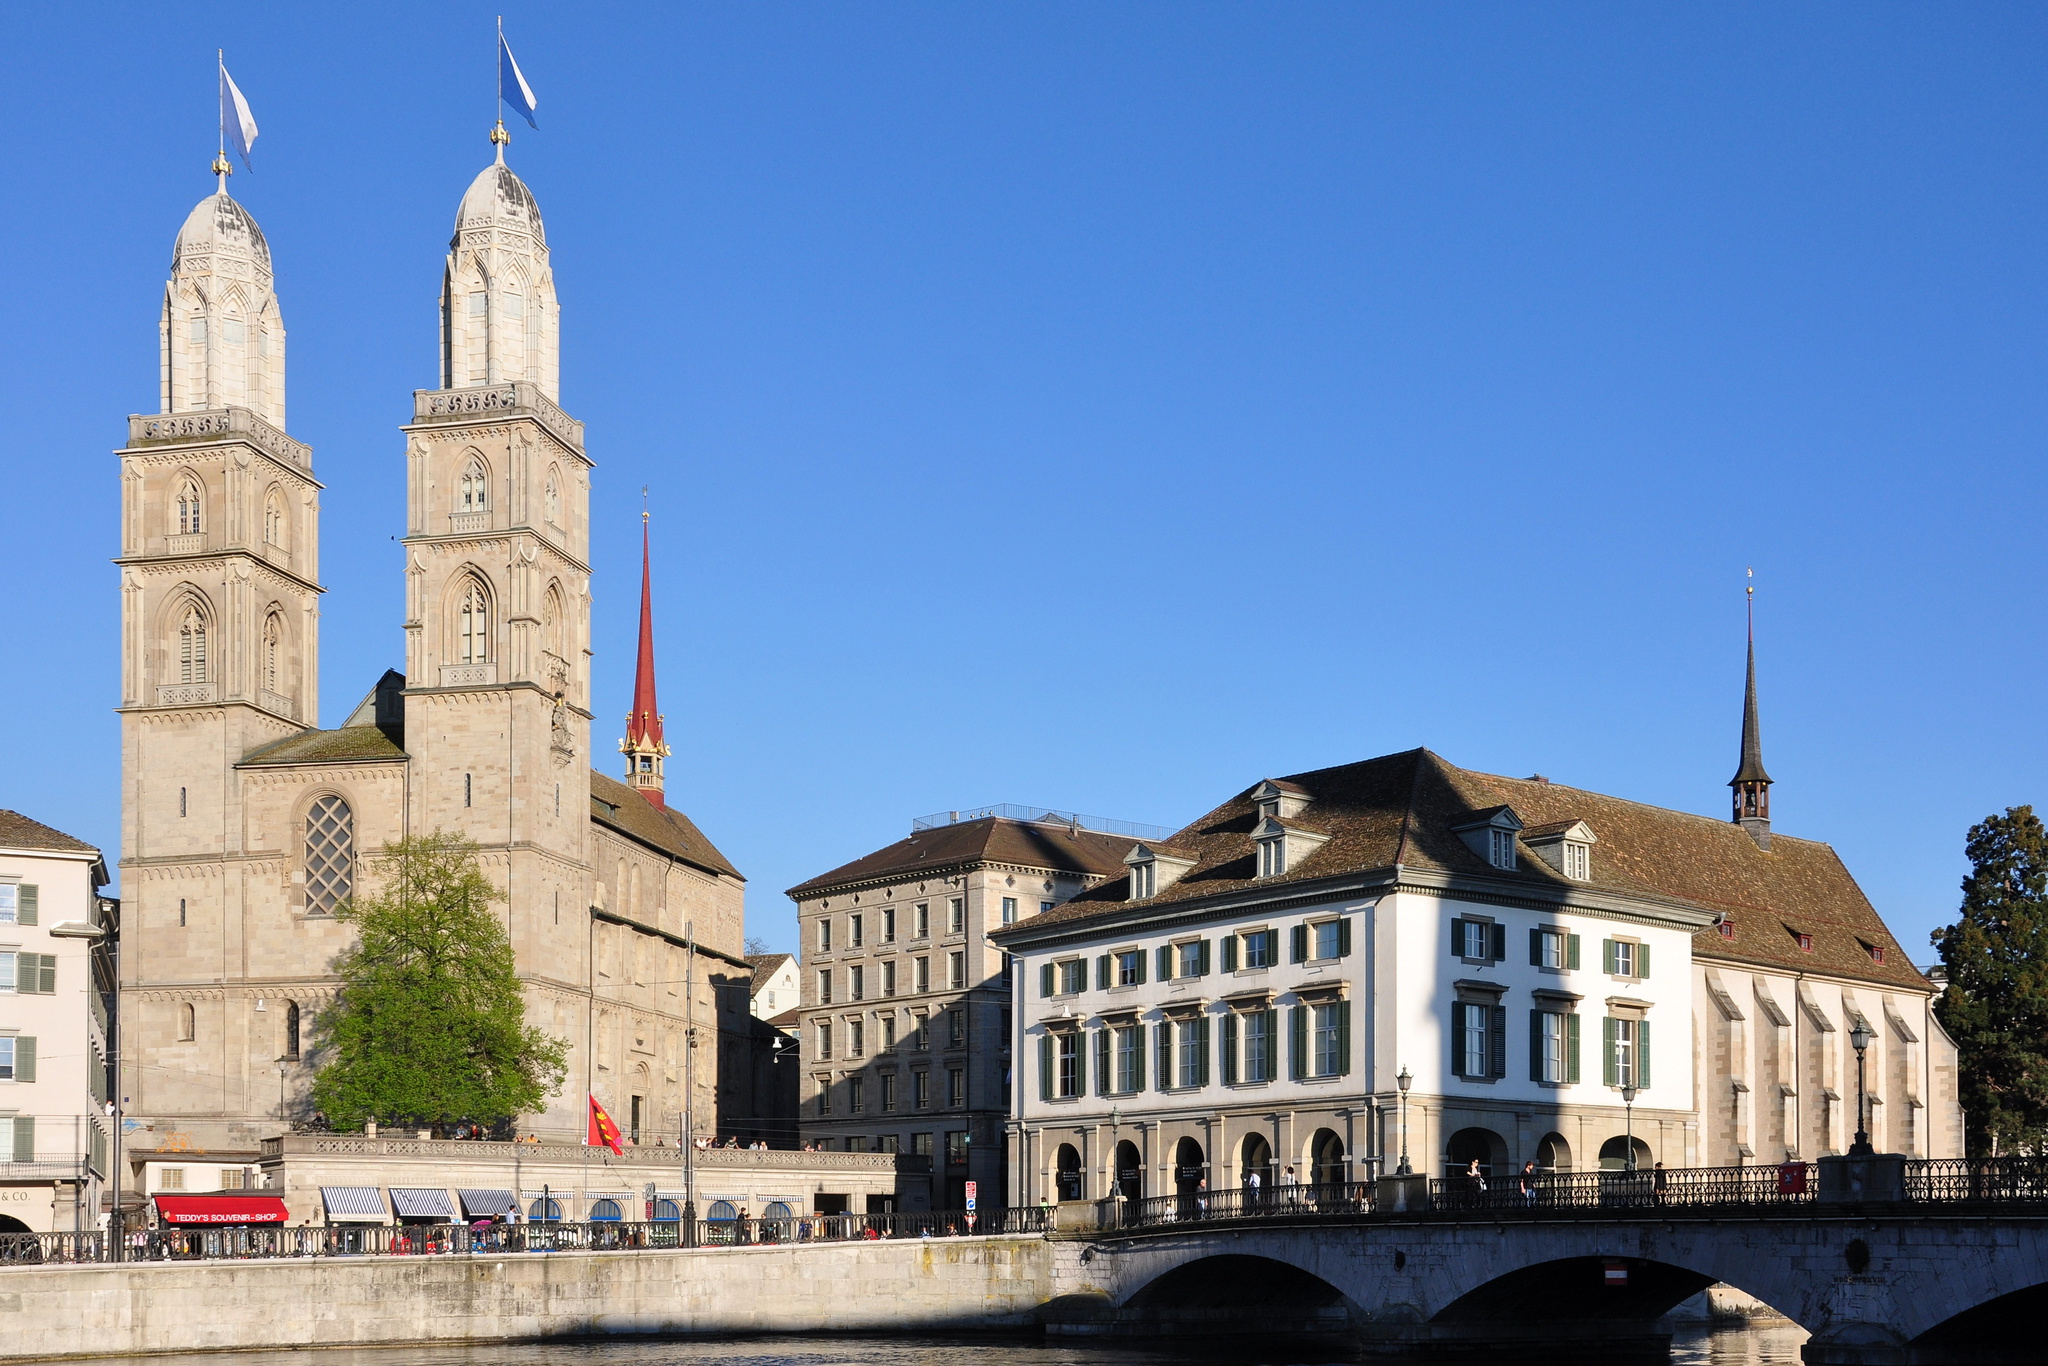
[787, 810, 1135, 1209]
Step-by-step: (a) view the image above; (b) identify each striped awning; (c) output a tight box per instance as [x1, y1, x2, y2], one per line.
[320, 1186, 388, 1222]
[388, 1188, 457, 1221]
[456, 1188, 516, 1218]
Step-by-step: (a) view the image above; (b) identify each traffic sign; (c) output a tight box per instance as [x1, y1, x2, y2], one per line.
[964, 1180, 978, 1211]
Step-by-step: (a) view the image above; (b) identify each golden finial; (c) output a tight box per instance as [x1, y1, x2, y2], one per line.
[210, 151, 232, 181]
[490, 120, 511, 147]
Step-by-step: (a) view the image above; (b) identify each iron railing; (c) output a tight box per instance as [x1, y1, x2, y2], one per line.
[1904, 1156, 2048, 1203]
[0, 1207, 1051, 1265]
[1106, 1180, 1375, 1230]
[1428, 1162, 1814, 1214]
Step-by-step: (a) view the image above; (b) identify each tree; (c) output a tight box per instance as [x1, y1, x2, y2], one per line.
[1932, 806, 2048, 1153]
[312, 832, 568, 1133]
[744, 936, 770, 957]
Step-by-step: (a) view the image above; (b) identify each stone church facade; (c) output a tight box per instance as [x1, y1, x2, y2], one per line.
[116, 153, 752, 1154]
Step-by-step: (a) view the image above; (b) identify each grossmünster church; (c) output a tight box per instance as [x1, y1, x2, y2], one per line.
[116, 141, 756, 1152]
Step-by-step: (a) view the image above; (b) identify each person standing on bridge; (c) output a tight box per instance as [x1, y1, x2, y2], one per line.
[1519, 1160, 1538, 1207]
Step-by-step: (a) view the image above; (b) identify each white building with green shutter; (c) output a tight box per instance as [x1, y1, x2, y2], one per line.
[0, 811, 113, 1233]
[994, 740, 1961, 1209]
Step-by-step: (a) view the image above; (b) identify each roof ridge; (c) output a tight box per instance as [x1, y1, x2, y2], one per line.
[1390, 748, 1430, 867]
[1457, 763, 1829, 848]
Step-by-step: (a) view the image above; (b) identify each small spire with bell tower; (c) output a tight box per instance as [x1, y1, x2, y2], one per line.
[620, 502, 671, 807]
[1730, 568, 1773, 849]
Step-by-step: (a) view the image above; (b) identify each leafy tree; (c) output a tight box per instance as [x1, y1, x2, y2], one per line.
[312, 832, 568, 1133]
[1932, 806, 2048, 1153]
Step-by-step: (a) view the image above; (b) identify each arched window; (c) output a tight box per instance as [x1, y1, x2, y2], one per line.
[544, 466, 561, 525]
[457, 578, 491, 663]
[304, 795, 355, 916]
[542, 586, 564, 660]
[263, 613, 283, 694]
[175, 479, 203, 536]
[179, 1003, 196, 1041]
[652, 1198, 682, 1222]
[706, 1200, 737, 1222]
[284, 1001, 301, 1060]
[458, 457, 489, 513]
[528, 1197, 562, 1222]
[587, 1198, 623, 1222]
[178, 604, 209, 684]
[264, 492, 284, 547]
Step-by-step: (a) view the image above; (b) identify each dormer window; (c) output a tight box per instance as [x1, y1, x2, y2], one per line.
[1131, 861, 1155, 899]
[1124, 843, 1197, 900]
[1258, 834, 1285, 878]
[1250, 780, 1311, 820]
[1452, 806, 1525, 871]
[1489, 829, 1517, 869]
[1250, 817, 1330, 880]
[1563, 841, 1589, 880]
[1521, 819, 1595, 879]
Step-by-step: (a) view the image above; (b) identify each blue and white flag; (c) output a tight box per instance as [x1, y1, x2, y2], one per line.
[219, 59, 258, 170]
[500, 31, 538, 129]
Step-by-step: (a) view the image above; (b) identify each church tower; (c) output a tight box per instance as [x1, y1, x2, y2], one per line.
[1730, 578, 1772, 849]
[399, 143, 594, 1131]
[618, 517, 670, 806]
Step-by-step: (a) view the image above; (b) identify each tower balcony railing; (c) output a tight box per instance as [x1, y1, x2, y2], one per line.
[412, 382, 583, 450]
[127, 407, 311, 469]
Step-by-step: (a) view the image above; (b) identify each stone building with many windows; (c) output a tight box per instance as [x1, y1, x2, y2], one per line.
[787, 812, 1137, 1209]
[114, 149, 758, 1158]
[993, 690, 1961, 1206]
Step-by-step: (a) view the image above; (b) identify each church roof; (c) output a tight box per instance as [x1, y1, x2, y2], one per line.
[787, 817, 1135, 899]
[0, 810, 99, 855]
[239, 725, 407, 766]
[455, 163, 545, 243]
[589, 770, 740, 881]
[1008, 748, 1928, 992]
[174, 190, 270, 273]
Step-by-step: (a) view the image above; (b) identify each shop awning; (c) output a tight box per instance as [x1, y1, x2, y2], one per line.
[154, 1195, 289, 1226]
[456, 1188, 516, 1219]
[388, 1188, 457, 1221]
[320, 1187, 388, 1222]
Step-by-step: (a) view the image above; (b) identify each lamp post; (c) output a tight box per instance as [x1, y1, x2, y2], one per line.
[1395, 1067, 1413, 1176]
[276, 1058, 288, 1123]
[50, 917, 113, 1261]
[1849, 1020, 1876, 1157]
[1621, 1084, 1639, 1171]
[1108, 1107, 1123, 1218]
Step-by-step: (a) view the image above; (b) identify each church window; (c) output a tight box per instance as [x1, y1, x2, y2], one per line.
[175, 480, 203, 536]
[459, 459, 489, 514]
[179, 788, 187, 818]
[457, 578, 491, 663]
[544, 468, 561, 526]
[464, 773, 473, 808]
[304, 795, 355, 916]
[263, 613, 283, 694]
[283, 1001, 300, 1060]
[177, 605, 209, 684]
[179, 1003, 196, 1041]
[178, 898, 186, 927]
[264, 493, 284, 547]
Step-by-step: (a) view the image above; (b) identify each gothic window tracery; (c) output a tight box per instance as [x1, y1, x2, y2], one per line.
[458, 458, 489, 514]
[457, 577, 491, 664]
[177, 604, 209, 684]
[175, 478, 203, 536]
[263, 612, 283, 694]
[544, 466, 561, 526]
[264, 491, 285, 547]
[304, 795, 355, 916]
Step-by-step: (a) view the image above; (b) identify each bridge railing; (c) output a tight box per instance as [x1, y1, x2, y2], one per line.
[1105, 1181, 1376, 1231]
[1906, 1156, 2048, 1203]
[0, 1207, 1049, 1265]
[1428, 1162, 1813, 1213]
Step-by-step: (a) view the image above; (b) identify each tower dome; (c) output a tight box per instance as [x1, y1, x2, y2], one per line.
[161, 187, 285, 426]
[441, 157, 558, 400]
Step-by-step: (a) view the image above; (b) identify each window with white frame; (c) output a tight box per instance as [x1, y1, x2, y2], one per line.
[1489, 827, 1517, 869]
[816, 1020, 833, 1061]
[817, 969, 833, 1005]
[817, 917, 832, 953]
[1244, 1008, 1275, 1082]
[850, 913, 864, 947]
[881, 960, 897, 996]
[948, 898, 964, 934]
[1563, 841, 1590, 880]
[1001, 897, 1017, 924]
[849, 1018, 866, 1057]
[1115, 949, 1144, 986]
[1312, 1003, 1346, 1076]
[849, 965, 865, 1001]
[1058, 959, 1086, 995]
[914, 957, 930, 993]
[914, 903, 929, 937]
[1314, 920, 1344, 961]
[1257, 836, 1285, 878]
[1114, 1025, 1141, 1091]
[882, 907, 896, 942]
[1056, 1032, 1080, 1097]
[1242, 929, 1277, 969]
[1131, 861, 1156, 899]
[1459, 1001, 1489, 1077]
[1534, 1008, 1580, 1084]
[948, 951, 965, 990]
[1176, 1016, 1210, 1089]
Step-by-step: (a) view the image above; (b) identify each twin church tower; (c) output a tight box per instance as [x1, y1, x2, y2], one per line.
[115, 148, 749, 1150]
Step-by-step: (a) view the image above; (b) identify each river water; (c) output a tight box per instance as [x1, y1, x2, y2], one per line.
[79, 1323, 1809, 1366]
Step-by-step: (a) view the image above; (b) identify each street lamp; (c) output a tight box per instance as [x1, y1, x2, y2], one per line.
[276, 1058, 289, 1122]
[50, 918, 114, 1260]
[1395, 1067, 1413, 1176]
[1848, 1020, 1876, 1157]
[1108, 1107, 1123, 1215]
[1621, 1084, 1639, 1171]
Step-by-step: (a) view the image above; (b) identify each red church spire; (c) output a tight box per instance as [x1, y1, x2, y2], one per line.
[620, 507, 670, 807]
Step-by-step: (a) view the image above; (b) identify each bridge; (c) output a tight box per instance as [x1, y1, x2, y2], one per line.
[1040, 1155, 2048, 1364]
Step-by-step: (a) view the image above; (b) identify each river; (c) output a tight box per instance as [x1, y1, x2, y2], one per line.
[69, 1323, 1809, 1366]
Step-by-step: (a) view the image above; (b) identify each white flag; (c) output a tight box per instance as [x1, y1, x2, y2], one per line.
[220, 60, 258, 171]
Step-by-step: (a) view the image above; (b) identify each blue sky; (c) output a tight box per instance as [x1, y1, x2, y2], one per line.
[4, 4, 2045, 959]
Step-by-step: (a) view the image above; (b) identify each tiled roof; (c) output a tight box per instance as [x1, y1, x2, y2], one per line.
[787, 816, 1136, 898]
[745, 953, 795, 991]
[1019, 748, 1927, 991]
[240, 726, 407, 766]
[589, 771, 741, 881]
[0, 810, 98, 854]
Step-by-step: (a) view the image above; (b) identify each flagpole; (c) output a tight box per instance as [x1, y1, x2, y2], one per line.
[491, 15, 509, 156]
[213, 50, 230, 191]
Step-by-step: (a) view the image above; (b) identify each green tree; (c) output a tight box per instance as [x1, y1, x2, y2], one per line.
[1932, 806, 2048, 1153]
[312, 831, 568, 1132]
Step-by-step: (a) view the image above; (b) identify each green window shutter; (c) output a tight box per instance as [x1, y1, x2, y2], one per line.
[1157, 945, 1173, 981]
[1566, 1013, 1582, 1083]
[1136, 1023, 1148, 1092]
[1490, 1004, 1507, 1079]
[1221, 936, 1238, 973]
[1195, 1018, 1211, 1087]
[1195, 940, 1211, 977]
[36, 955, 54, 995]
[1159, 1020, 1176, 1088]
[1337, 918, 1353, 958]
[16, 885, 36, 926]
[11, 1115, 32, 1162]
[1529, 1009, 1543, 1082]
[1637, 943, 1651, 978]
[1335, 1001, 1352, 1076]
[1567, 934, 1582, 970]
[1096, 1029, 1111, 1096]
[1040, 963, 1055, 999]
[1076, 1032, 1088, 1096]
[1602, 939, 1617, 975]
[1450, 1004, 1466, 1078]
[1529, 928, 1543, 967]
[1220, 1013, 1238, 1084]
[1449, 918, 1465, 957]
[1602, 1016, 1618, 1087]
[14, 1037, 35, 1086]
[1637, 1018, 1652, 1088]
[1490, 923, 1507, 962]
[1039, 1034, 1053, 1101]
[1135, 952, 1147, 986]
[1290, 925, 1308, 964]
[1289, 1005, 1307, 1080]
[16, 954, 34, 995]
[1096, 955, 1110, 991]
